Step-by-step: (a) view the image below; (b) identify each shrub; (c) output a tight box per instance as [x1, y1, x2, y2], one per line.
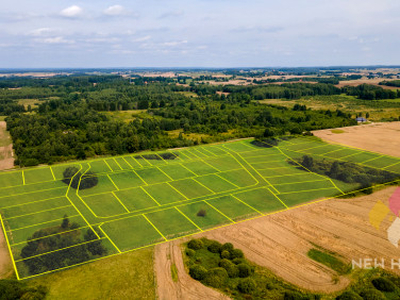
[237, 278, 257, 294]
[62, 167, 98, 190]
[284, 290, 311, 300]
[188, 239, 204, 250]
[189, 265, 208, 281]
[186, 249, 195, 257]
[202, 268, 228, 288]
[371, 277, 396, 292]
[197, 209, 207, 217]
[233, 258, 246, 265]
[238, 263, 252, 278]
[220, 243, 234, 253]
[220, 250, 230, 259]
[336, 291, 363, 300]
[230, 249, 244, 259]
[219, 259, 239, 278]
[359, 289, 385, 300]
[208, 241, 222, 253]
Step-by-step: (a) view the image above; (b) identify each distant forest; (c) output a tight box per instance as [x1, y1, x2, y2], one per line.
[0, 75, 392, 166]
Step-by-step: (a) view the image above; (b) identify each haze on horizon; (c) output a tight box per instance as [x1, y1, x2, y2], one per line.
[1, 0, 400, 68]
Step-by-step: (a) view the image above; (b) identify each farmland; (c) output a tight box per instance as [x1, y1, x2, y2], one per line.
[0, 137, 399, 280]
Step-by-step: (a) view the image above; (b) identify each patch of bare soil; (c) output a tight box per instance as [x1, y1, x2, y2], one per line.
[154, 241, 230, 300]
[0, 226, 13, 278]
[335, 78, 399, 90]
[313, 122, 400, 158]
[0, 121, 14, 170]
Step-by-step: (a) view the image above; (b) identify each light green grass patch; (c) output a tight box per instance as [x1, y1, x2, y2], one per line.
[195, 174, 237, 193]
[203, 146, 228, 156]
[205, 156, 241, 171]
[207, 196, 260, 221]
[104, 158, 122, 171]
[331, 129, 345, 134]
[244, 154, 285, 165]
[362, 156, 400, 169]
[234, 188, 286, 213]
[223, 142, 254, 152]
[0, 171, 23, 187]
[169, 179, 213, 199]
[183, 161, 218, 176]
[143, 183, 186, 205]
[188, 148, 209, 158]
[251, 160, 293, 170]
[83, 193, 128, 217]
[122, 156, 142, 168]
[24, 168, 54, 184]
[257, 167, 306, 178]
[113, 157, 132, 170]
[322, 148, 360, 159]
[0, 187, 67, 208]
[102, 214, 165, 250]
[266, 173, 322, 185]
[145, 208, 199, 239]
[343, 152, 381, 164]
[275, 180, 334, 194]
[88, 160, 111, 173]
[114, 188, 158, 211]
[299, 144, 342, 155]
[385, 162, 400, 174]
[6, 205, 77, 230]
[1, 197, 69, 219]
[135, 167, 170, 185]
[177, 201, 232, 230]
[218, 169, 257, 187]
[108, 171, 145, 190]
[159, 164, 196, 180]
[279, 188, 340, 207]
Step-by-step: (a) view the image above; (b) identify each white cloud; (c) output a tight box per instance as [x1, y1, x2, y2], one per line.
[104, 5, 125, 16]
[162, 40, 187, 47]
[40, 36, 74, 44]
[133, 36, 151, 42]
[28, 28, 54, 36]
[60, 5, 83, 18]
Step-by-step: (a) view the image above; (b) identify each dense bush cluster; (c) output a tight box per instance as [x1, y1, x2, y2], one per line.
[295, 155, 400, 187]
[0, 279, 47, 300]
[62, 167, 98, 190]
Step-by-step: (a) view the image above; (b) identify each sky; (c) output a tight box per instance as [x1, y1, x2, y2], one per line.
[1, 0, 400, 68]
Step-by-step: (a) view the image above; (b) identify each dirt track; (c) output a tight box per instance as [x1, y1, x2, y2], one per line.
[154, 242, 230, 300]
[0, 226, 12, 278]
[155, 187, 400, 295]
[313, 122, 400, 158]
[0, 121, 14, 170]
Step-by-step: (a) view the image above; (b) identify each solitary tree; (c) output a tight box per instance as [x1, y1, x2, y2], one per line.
[61, 215, 70, 229]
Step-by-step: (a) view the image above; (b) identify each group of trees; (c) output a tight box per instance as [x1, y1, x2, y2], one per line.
[297, 155, 400, 188]
[62, 167, 98, 190]
[342, 84, 400, 100]
[21, 216, 107, 276]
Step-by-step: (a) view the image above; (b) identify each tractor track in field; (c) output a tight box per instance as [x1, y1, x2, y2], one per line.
[0, 121, 14, 170]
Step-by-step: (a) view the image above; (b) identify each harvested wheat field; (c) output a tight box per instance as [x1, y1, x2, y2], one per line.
[0, 121, 14, 170]
[313, 122, 400, 158]
[155, 186, 400, 295]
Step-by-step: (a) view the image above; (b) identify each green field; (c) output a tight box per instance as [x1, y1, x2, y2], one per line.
[0, 137, 399, 279]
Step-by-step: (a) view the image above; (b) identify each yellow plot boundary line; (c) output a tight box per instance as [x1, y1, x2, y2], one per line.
[107, 174, 119, 191]
[21, 171, 25, 185]
[103, 159, 114, 172]
[112, 158, 123, 170]
[98, 224, 121, 253]
[122, 157, 134, 169]
[4, 204, 73, 221]
[142, 214, 167, 241]
[112, 192, 130, 213]
[230, 194, 264, 216]
[140, 186, 161, 206]
[174, 207, 203, 232]
[8, 214, 80, 232]
[204, 200, 235, 223]
[49, 166, 56, 181]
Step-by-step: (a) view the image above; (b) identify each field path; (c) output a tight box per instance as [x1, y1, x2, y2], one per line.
[0, 121, 14, 170]
[154, 241, 230, 300]
[0, 226, 13, 278]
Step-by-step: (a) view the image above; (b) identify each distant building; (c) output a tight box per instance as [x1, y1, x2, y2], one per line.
[356, 117, 368, 123]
